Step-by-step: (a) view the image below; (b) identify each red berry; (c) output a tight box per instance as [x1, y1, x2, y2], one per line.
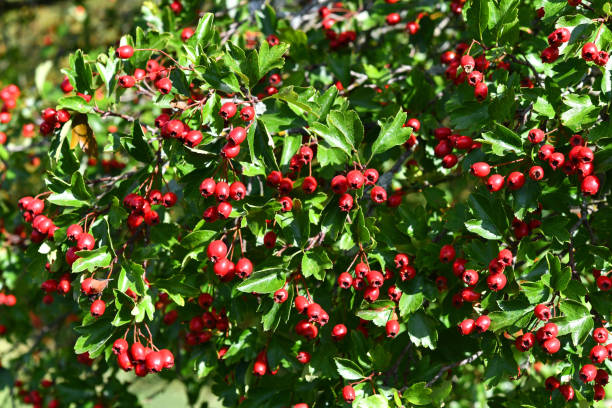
[487, 273, 507, 291]
[331, 323, 348, 340]
[439, 244, 455, 263]
[90, 299, 106, 317]
[528, 129, 545, 144]
[582, 42, 598, 61]
[559, 384, 574, 401]
[458, 319, 475, 335]
[545, 376, 560, 391]
[593, 327, 608, 343]
[475, 315, 491, 333]
[240, 106, 255, 121]
[386, 12, 401, 25]
[207, 240, 227, 262]
[474, 82, 488, 101]
[541, 46, 560, 63]
[386, 319, 399, 337]
[580, 364, 598, 382]
[346, 170, 364, 189]
[529, 166, 544, 181]
[534, 304, 551, 321]
[486, 174, 505, 192]
[116, 45, 134, 59]
[76, 233, 95, 251]
[155, 77, 173, 94]
[470, 162, 491, 178]
[342, 385, 356, 403]
[370, 186, 387, 203]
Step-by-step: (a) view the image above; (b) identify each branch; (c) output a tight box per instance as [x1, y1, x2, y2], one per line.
[423, 350, 483, 388]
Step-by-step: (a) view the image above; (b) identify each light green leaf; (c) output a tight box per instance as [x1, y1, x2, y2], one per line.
[370, 110, 412, 158]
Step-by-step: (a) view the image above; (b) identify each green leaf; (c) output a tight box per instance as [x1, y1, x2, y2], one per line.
[56, 96, 93, 114]
[189, 13, 214, 49]
[257, 41, 290, 80]
[406, 312, 437, 349]
[541, 217, 570, 243]
[121, 120, 154, 163]
[74, 317, 114, 358]
[181, 230, 217, 249]
[466, 0, 490, 41]
[465, 219, 503, 240]
[554, 301, 593, 346]
[370, 110, 412, 158]
[398, 291, 424, 317]
[268, 86, 319, 117]
[72, 247, 112, 273]
[301, 249, 332, 281]
[547, 253, 570, 291]
[488, 302, 531, 332]
[356, 395, 389, 408]
[478, 123, 523, 156]
[465, 193, 507, 240]
[561, 94, 600, 132]
[353, 208, 372, 245]
[279, 133, 302, 171]
[70, 172, 91, 200]
[334, 357, 365, 380]
[47, 191, 88, 208]
[72, 49, 93, 93]
[533, 96, 555, 119]
[403, 382, 433, 405]
[236, 267, 286, 294]
[356, 300, 395, 327]
[96, 54, 119, 97]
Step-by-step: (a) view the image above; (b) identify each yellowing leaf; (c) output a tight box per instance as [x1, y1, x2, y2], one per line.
[70, 113, 98, 157]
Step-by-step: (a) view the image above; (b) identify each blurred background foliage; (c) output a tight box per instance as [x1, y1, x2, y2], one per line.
[0, 0, 142, 86]
[0, 1, 222, 406]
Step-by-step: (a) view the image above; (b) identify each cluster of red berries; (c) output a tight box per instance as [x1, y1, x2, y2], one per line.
[582, 41, 609, 66]
[123, 190, 176, 229]
[293, 295, 330, 340]
[79, 277, 107, 317]
[0, 83, 21, 129]
[545, 327, 610, 401]
[265, 145, 316, 211]
[64, 224, 97, 268]
[184, 294, 229, 346]
[458, 315, 490, 335]
[252, 349, 281, 376]
[447, 0, 466, 15]
[154, 113, 203, 148]
[329, 167, 389, 211]
[541, 28, 571, 63]
[514, 305, 560, 355]
[317, 3, 357, 50]
[200, 178, 246, 221]
[17, 196, 60, 243]
[100, 157, 126, 172]
[531, 131, 599, 195]
[385, 11, 423, 36]
[40, 273, 72, 304]
[39, 107, 71, 136]
[112, 338, 174, 376]
[441, 44, 491, 102]
[217, 101, 256, 155]
[0, 292, 17, 307]
[206, 239, 254, 282]
[434, 126, 480, 170]
[14, 379, 60, 408]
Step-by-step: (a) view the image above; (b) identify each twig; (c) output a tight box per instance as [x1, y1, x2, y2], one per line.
[423, 350, 483, 388]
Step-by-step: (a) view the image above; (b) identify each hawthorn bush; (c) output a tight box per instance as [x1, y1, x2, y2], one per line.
[0, 0, 611, 406]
